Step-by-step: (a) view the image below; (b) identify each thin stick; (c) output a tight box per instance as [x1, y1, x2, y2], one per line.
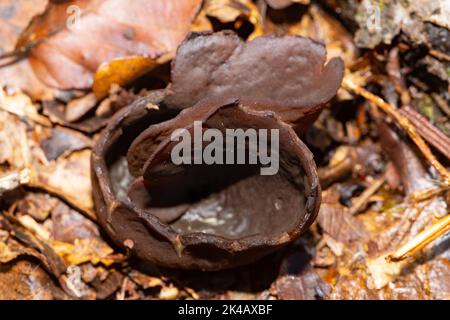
[387, 214, 450, 262]
[408, 185, 450, 203]
[349, 174, 386, 215]
[343, 77, 450, 185]
[400, 106, 450, 161]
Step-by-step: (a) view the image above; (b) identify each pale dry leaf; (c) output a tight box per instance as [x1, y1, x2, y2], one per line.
[0, 88, 51, 126]
[31, 149, 94, 219]
[52, 238, 116, 266]
[366, 254, 405, 290]
[129, 270, 164, 289]
[159, 285, 179, 300]
[0, 109, 31, 172]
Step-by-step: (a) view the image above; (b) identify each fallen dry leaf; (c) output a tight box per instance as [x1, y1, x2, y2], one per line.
[17, 0, 202, 90]
[129, 270, 164, 289]
[15, 192, 58, 221]
[0, 259, 65, 300]
[0, 0, 56, 100]
[0, 109, 31, 172]
[204, 0, 254, 23]
[265, 0, 310, 10]
[51, 201, 100, 244]
[203, 0, 263, 39]
[159, 285, 180, 300]
[31, 149, 94, 219]
[0, 0, 47, 53]
[271, 247, 331, 300]
[64, 93, 97, 122]
[92, 55, 168, 99]
[51, 237, 121, 267]
[0, 88, 51, 126]
[0, 241, 21, 264]
[38, 126, 92, 161]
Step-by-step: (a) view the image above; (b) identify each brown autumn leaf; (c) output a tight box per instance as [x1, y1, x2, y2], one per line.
[204, 0, 255, 23]
[15, 192, 58, 221]
[0, 0, 56, 100]
[203, 0, 263, 39]
[0, 0, 47, 53]
[0, 109, 29, 171]
[38, 126, 92, 161]
[30, 149, 95, 219]
[17, 0, 202, 90]
[271, 246, 331, 300]
[0, 88, 51, 126]
[265, 0, 310, 10]
[92, 55, 168, 99]
[0, 215, 67, 278]
[51, 238, 118, 266]
[0, 259, 65, 300]
[128, 271, 164, 289]
[51, 201, 100, 244]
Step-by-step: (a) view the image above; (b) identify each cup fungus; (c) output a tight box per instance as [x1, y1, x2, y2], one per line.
[92, 31, 344, 270]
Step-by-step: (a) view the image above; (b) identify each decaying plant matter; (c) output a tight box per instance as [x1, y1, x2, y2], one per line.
[0, 0, 449, 300]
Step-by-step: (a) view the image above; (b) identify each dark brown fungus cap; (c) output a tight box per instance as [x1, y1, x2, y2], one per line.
[164, 31, 344, 131]
[92, 98, 321, 270]
[92, 31, 343, 270]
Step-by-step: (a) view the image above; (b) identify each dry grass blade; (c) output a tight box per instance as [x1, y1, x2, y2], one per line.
[349, 174, 386, 215]
[387, 214, 450, 262]
[408, 185, 450, 203]
[342, 76, 450, 186]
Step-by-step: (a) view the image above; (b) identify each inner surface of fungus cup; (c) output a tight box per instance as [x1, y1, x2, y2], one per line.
[92, 31, 344, 270]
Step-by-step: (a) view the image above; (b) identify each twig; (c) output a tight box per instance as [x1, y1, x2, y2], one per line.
[400, 106, 450, 161]
[431, 92, 450, 117]
[349, 174, 386, 215]
[408, 185, 450, 203]
[429, 49, 450, 62]
[318, 148, 356, 188]
[387, 214, 450, 262]
[343, 77, 450, 186]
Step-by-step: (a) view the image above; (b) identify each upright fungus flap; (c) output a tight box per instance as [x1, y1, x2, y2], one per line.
[164, 31, 344, 126]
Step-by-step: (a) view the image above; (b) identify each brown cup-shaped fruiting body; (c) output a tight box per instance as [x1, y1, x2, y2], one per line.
[92, 98, 321, 270]
[92, 31, 344, 270]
